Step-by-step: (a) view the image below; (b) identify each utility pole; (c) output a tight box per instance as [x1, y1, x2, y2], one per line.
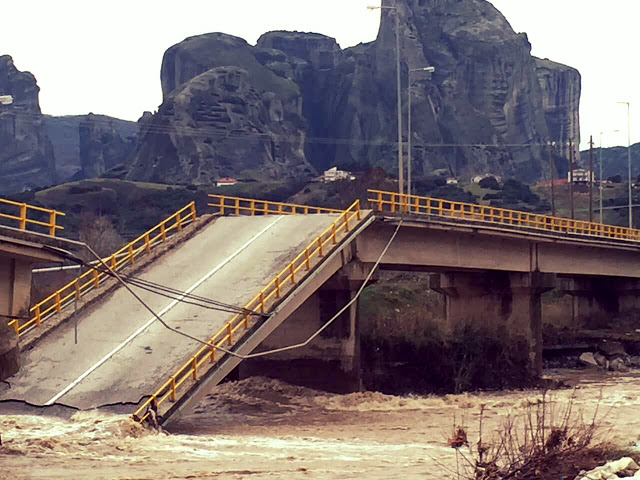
[548, 141, 556, 217]
[569, 139, 575, 220]
[395, 9, 403, 197]
[589, 135, 594, 223]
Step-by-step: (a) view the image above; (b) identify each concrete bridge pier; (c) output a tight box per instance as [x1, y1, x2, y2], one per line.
[237, 262, 375, 393]
[560, 277, 640, 324]
[0, 257, 33, 380]
[430, 271, 556, 376]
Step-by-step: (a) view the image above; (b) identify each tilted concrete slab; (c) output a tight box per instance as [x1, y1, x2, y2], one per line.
[0, 214, 344, 409]
[160, 213, 375, 424]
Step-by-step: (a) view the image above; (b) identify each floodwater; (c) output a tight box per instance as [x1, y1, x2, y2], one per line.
[1, 369, 640, 480]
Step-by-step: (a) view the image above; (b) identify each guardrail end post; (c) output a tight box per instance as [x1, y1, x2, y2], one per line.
[9, 320, 18, 335]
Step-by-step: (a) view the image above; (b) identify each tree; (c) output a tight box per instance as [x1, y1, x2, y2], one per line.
[78, 214, 124, 259]
[608, 175, 622, 183]
[478, 176, 500, 190]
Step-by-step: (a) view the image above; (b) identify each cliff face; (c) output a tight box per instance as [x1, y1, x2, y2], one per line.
[328, 0, 581, 181]
[128, 0, 581, 185]
[44, 114, 137, 181]
[128, 34, 314, 184]
[0, 55, 56, 194]
[535, 58, 581, 161]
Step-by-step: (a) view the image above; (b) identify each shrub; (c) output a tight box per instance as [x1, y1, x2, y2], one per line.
[450, 393, 610, 480]
[483, 193, 502, 201]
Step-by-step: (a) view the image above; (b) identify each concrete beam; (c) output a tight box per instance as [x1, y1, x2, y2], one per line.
[357, 220, 640, 278]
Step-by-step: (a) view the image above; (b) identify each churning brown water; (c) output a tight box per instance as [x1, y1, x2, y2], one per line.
[1, 369, 639, 479]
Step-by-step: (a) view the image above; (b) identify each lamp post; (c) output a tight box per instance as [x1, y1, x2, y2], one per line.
[618, 102, 632, 228]
[599, 129, 619, 224]
[407, 66, 435, 197]
[0, 95, 13, 105]
[368, 3, 403, 196]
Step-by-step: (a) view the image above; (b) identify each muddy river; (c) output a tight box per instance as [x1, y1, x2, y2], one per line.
[1, 369, 639, 479]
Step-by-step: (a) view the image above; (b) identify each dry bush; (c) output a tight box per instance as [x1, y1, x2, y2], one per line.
[449, 393, 608, 480]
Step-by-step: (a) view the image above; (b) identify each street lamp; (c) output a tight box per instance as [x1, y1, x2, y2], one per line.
[618, 101, 632, 228]
[407, 66, 435, 197]
[0, 95, 13, 105]
[598, 129, 619, 224]
[368, 3, 403, 196]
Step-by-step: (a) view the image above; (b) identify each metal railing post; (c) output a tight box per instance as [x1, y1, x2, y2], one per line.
[19, 203, 27, 230]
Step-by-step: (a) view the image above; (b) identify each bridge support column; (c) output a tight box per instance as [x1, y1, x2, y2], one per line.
[430, 271, 556, 377]
[0, 257, 33, 380]
[238, 263, 374, 393]
[560, 277, 640, 324]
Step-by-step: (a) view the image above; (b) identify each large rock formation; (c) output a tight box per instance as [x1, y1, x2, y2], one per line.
[128, 34, 314, 184]
[44, 114, 137, 181]
[0, 55, 56, 194]
[128, 0, 581, 185]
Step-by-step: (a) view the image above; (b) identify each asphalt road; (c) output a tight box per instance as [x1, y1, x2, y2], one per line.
[0, 214, 338, 409]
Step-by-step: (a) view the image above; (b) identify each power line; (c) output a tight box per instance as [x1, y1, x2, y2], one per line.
[4, 110, 568, 150]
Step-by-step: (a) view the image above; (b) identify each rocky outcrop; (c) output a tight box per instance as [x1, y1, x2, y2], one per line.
[128, 34, 315, 185]
[535, 58, 581, 162]
[328, 0, 581, 181]
[0, 55, 56, 194]
[44, 114, 137, 181]
[128, 0, 581, 185]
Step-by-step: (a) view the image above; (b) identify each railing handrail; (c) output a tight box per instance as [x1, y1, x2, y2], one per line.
[133, 199, 363, 422]
[0, 197, 65, 236]
[208, 194, 344, 216]
[8, 201, 197, 336]
[367, 189, 640, 241]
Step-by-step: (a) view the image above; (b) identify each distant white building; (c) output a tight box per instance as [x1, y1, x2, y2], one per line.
[569, 169, 594, 184]
[471, 174, 501, 184]
[446, 177, 459, 185]
[322, 167, 355, 182]
[216, 177, 238, 187]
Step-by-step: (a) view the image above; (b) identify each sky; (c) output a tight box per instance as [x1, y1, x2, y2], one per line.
[0, 0, 638, 150]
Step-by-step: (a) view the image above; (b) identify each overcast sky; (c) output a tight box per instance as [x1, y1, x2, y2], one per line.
[1, 0, 638, 149]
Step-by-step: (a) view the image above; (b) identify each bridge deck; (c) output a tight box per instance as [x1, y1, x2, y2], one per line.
[0, 214, 340, 409]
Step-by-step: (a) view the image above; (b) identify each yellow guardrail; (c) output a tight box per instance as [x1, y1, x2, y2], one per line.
[133, 199, 362, 422]
[0, 198, 65, 236]
[208, 194, 343, 215]
[367, 189, 640, 241]
[8, 202, 197, 336]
